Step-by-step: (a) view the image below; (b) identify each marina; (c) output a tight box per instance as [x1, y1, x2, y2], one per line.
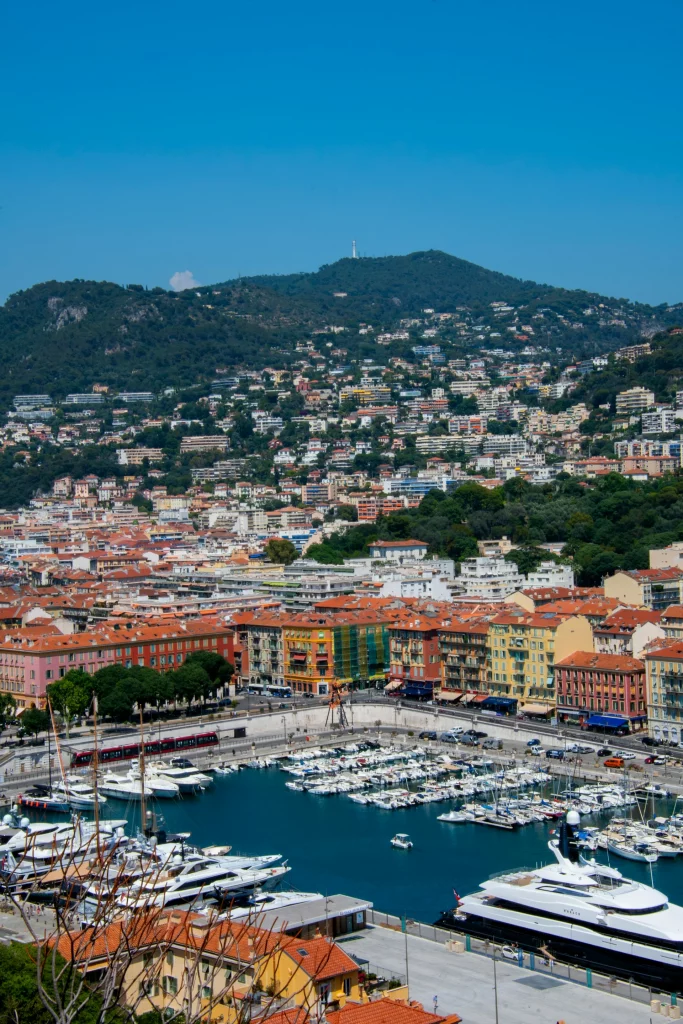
[13, 747, 683, 925]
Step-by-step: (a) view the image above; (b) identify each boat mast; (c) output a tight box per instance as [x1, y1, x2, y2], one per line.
[47, 697, 68, 790]
[92, 694, 101, 860]
[139, 706, 147, 836]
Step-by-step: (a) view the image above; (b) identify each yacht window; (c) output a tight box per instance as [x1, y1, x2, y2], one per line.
[547, 887, 592, 898]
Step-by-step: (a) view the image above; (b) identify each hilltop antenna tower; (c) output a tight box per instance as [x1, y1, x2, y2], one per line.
[351, 240, 358, 259]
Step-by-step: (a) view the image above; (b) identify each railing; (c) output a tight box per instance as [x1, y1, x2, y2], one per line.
[367, 910, 655, 1004]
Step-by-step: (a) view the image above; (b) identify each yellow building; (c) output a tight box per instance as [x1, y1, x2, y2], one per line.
[486, 611, 594, 714]
[57, 910, 364, 1024]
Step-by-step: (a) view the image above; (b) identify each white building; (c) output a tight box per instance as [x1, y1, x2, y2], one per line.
[456, 556, 525, 602]
[615, 387, 655, 415]
[641, 408, 676, 435]
[526, 561, 575, 588]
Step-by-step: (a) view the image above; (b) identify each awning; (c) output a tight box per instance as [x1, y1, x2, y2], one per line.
[384, 680, 403, 692]
[481, 697, 517, 708]
[587, 714, 629, 729]
[519, 702, 554, 716]
[437, 691, 464, 702]
[470, 694, 489, 703]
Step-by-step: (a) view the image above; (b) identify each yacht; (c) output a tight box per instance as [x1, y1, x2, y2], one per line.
[226, 890, 324, 920]
[116, 854, 291, 909]
[99, 771, 179, 801]
[441, 810, 683, 991]
[148, 761, 212, 793]
[52, 777, 108, 810]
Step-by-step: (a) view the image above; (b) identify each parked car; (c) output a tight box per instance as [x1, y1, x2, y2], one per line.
[604, 757, 625, 769]
[460, 735, 480, 747]
[641, 736, 660, 746]
[528, 746, 544, 756]
[613, 750, 636, 760]
[439, 731, 459, 743]
[302, 692, 315, 699]
[567, 743, 593, 754]
[645, 755, 668, 765]
[526, 738, 541, 747]
[597, 747, 613, 756]
[482, 738, 503, 750]
[470, 730, 488, 739]
[545, 749, 565, 760]
[419, 730, 437, 740]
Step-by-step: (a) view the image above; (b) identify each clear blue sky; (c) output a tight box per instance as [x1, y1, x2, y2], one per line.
[2, 0, 682, 304]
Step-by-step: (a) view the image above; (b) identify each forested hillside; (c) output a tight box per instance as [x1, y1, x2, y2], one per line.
[308, 474, 683, 586]
[0, 251, 679, 410]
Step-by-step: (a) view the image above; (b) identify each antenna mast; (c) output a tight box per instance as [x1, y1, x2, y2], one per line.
[351, 240, 358, 259]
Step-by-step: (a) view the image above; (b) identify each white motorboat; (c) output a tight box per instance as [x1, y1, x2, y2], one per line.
[390, 833, 413, 849]
[226, 890, 323, 920]
[116, 854, 291, 909]
[148, 761, 212, 792]
[52, 777, 108, 809]
[606, 839, 658, 863]
[99, 771, 178, 801]
[447, 809, 683, 991]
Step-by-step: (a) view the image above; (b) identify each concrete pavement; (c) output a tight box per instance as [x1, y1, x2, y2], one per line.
[339, 925, 657, 1024]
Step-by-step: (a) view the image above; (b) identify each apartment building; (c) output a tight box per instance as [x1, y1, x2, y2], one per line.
[232, 611, 287, 689]
[604, 568, 683, 610]
[554, 651, 647, 732]
[615, 387, 655, 415]
[644, 641, 683, 744]
[388, 612, 444, 699]
[457, 557, 525, 602]
[641, 408, 677, 435]
[179, 436, 229, 454]
[282, 611, 389, 695]
[116, 448, 164, 466]
[437, 618, 489, 695]
[593, 608, 664, 658]
[0, 618, 234, 706]
[486, 611, 594, 715]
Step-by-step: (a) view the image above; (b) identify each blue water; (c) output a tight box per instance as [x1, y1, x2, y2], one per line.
[37, 768, 683, 923]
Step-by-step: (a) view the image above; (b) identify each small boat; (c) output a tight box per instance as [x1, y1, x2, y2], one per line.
[16, 786, 70, 813]
[606, 839, 658, 863]
[390, 833, 413, 850]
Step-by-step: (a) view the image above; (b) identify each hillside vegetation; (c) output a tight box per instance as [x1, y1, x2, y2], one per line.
[0, 251, 678, 408]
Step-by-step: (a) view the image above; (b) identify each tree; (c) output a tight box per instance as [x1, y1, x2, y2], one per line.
[20, 708, 51, 738]
[169, 663, 212, 706]
[99, 680, 139, 724]
[0, 942, 107, 1024]
[184, 650, 228, 682]
[0, 692, 16, 730]
[265, 538, 298, 565]
[46, 673, 91, 737]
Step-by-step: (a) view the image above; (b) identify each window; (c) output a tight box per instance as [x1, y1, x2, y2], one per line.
[164, 976, 178, 996]
[46, 670, 53, 680]
[202, 986, 212, 999]
[343, 978, 352, 997]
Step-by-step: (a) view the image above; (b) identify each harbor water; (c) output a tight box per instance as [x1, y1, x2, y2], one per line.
[28, 766, 683, 923]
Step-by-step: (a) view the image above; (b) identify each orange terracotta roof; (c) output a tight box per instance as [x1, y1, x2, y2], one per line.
[555, 651, 644, 671]
[327, 998, 461, 1024]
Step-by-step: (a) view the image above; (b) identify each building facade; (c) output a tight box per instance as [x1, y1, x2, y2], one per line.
[554, 651, 647, 731]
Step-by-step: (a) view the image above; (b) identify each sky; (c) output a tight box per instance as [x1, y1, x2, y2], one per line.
[2, 0, 683, 304]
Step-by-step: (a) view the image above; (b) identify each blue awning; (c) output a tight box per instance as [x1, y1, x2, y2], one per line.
[401, 683, 434, 697]
[587, 714, 629, 729]
[480, 697, 518, 709]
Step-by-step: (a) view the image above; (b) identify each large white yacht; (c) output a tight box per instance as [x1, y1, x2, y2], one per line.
[444, 810, 683, 991]
[115, 854, 290, 909]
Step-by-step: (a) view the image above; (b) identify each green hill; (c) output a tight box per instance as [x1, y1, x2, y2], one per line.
[0, 250, 679, 408]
